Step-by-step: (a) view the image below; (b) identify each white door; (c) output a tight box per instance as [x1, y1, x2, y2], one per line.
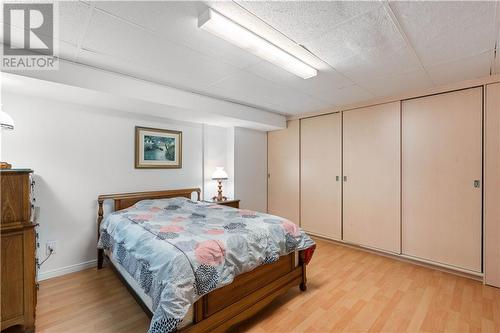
[343, 102, 401, 253]
[485, 83, 500, 286]
[402, 88, 482, 272]
[301, 113, 342, 239]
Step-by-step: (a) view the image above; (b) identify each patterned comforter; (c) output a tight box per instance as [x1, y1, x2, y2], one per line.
[98, 197, 315, 333]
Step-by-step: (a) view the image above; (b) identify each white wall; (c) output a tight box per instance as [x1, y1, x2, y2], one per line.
[203, 125, 234, 200]
[1, 92, 267, 280]
[234, 127, 267, 212]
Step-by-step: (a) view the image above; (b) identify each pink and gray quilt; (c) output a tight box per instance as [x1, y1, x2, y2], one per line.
[98, 197, 315, 333]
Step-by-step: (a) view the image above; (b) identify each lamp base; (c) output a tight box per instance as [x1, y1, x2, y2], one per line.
[0, 162, 12, 169]
[212, 179, 227, 201]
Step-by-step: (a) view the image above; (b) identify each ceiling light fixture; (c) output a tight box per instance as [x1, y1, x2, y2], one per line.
[198, 8, 317, 79]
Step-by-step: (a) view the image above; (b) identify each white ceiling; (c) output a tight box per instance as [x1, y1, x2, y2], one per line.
[4, 1, 500, 116]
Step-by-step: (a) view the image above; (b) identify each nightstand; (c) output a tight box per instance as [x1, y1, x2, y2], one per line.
[205, 199, 240, 209]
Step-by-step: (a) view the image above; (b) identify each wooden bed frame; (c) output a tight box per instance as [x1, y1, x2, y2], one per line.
[97, 188, 308, 333]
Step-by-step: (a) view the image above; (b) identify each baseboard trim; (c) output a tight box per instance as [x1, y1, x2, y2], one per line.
[309, 233, 484, 282]
[38, 259, 97, 281]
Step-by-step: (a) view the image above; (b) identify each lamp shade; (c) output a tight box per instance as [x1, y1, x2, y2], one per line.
[212, 167, 228, 180]
[0, 111, 14, 130]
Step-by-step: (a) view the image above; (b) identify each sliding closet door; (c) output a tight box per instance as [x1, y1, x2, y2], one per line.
[485, 83, 500, 286]
[301, 113, 341, 239]
[343, 102, 401, 253]
[402, 88, 482, 272]
[267, 120, 300, 225]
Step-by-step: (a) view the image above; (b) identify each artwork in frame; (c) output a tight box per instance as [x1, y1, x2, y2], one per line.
[135, 126, 182, 169]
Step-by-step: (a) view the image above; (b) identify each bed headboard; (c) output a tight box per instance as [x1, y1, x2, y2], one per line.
[98, 188, 200, 211]
[97, 188, 201, 238]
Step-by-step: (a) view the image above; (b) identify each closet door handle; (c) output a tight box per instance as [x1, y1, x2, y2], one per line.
[336, 176, 339, 181]
[343, 176, 347, 182]
[473, 180, 480, 188]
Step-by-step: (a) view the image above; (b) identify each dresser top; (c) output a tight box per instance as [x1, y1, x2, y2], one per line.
[0, 169, 33, 173]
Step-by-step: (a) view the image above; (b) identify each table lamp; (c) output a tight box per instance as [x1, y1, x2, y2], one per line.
[211, 167, 228, 201]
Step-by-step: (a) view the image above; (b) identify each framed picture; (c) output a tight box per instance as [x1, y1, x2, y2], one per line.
[135, 126, 182, 169]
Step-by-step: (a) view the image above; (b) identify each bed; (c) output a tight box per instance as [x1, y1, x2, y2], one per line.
[96, 188, 315, 333]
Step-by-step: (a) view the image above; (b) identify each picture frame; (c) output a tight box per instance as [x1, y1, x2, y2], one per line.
[135, 126, 182, 169]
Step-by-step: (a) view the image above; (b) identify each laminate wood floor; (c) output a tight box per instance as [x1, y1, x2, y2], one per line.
[35, 239, 500, 333]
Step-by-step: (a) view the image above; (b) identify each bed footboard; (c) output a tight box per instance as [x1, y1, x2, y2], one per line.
[182, 250, 308, 333]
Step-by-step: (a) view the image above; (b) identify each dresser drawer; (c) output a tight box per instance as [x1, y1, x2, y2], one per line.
[1, 172, 31, 225]
[1, 232, 24, 322]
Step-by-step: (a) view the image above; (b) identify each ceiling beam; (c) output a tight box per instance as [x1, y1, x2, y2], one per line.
[3, 60, 286, 131]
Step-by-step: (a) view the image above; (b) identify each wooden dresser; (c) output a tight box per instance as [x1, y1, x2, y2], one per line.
[1, 169, 37, 332]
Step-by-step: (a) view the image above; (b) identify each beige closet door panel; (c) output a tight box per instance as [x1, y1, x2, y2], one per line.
[301, 113, 342, 239]
[343, 102, 401, 253]
[485, 83, 500, 286]
[402, 88, 482, 272]
[267, 120, 300, 225]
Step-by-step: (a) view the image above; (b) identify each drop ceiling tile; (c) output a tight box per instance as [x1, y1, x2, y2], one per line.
[320, 83, 374, 108]
[81, 10, 242, 91]
[59, 41, 79, 61]
[206, 71, 325, 114]
[308, 6, 407, 64]
[427, 52, 492, 86]
[355, 69, 432, 98]
[305, 5, 420, 82]
[92, 1, 262, 69]
[390, 1, 497, 66]
[1, 2, 89, 48]
[242, 59, 376, 109]
[58, 1, 91, 45]
[81, 10, 167, 62]
[235, 1, 380, 44]
[0, 26, 78, 61]
[284, 95, 326, 114]
[244, 60, 356, 97]
[0, 24, 24, 49]
[76, 48, 196, 91]
[333, 45, 421, 83]
[76, 48, 144, 77]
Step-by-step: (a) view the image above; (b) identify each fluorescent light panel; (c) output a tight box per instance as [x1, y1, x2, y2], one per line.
[198, 8, 317, 79]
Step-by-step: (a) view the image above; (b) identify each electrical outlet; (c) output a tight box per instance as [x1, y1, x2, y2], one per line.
[46, 241, 57, 255]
